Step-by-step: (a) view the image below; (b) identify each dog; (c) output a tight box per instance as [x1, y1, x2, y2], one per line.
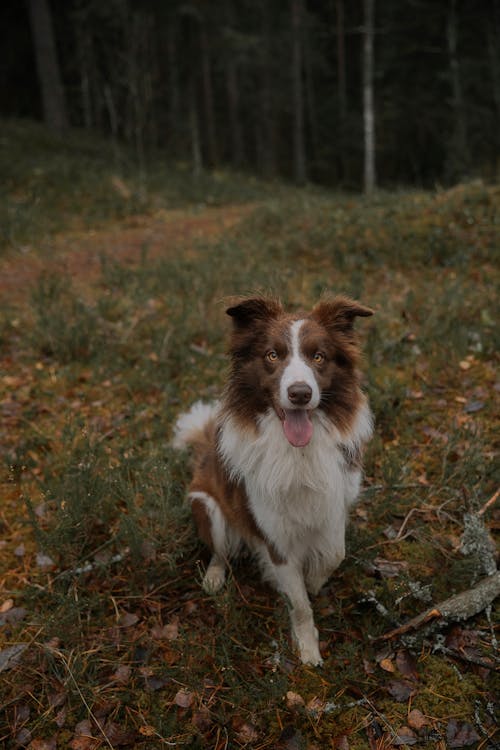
[172, 295, 373, 665]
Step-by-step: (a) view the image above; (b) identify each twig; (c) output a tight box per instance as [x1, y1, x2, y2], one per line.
[378, 571, 500, 641]
[478, 488, 499, 516]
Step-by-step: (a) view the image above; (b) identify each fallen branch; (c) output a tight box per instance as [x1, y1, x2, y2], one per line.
[378, 571, 500, 641]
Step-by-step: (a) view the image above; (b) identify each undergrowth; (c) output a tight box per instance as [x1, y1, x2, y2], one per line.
[0, 125, 498, 749]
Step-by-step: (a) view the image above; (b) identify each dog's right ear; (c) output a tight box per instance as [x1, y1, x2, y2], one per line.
[226, 297, 282, 328]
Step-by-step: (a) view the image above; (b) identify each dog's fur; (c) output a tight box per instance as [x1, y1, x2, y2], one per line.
[173, 295, 373, 665]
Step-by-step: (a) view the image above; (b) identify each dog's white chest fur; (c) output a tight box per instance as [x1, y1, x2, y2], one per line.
[219, 403, 372, 566]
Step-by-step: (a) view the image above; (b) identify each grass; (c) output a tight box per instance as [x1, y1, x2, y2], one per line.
[0, 121, 499, 749]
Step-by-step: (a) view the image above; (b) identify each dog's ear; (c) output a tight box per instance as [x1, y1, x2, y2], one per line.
[226, 297, 282, 328]
[311, 296, 373, 334]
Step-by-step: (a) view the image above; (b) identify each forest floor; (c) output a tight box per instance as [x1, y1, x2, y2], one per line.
[0, 123, 499, 749]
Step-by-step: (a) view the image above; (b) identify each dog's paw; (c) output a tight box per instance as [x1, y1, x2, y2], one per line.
[297, 633, 323, 666]
[299, 642, 323, 666]
[202, 559, 226, 593]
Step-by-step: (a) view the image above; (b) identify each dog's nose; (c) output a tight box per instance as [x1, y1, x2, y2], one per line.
[287, 382, 312, 406]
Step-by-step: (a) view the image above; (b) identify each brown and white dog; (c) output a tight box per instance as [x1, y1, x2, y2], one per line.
[173, 295, 373, 665]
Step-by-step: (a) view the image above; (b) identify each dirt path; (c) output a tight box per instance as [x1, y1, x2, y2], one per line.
[0, 204, 254, 304]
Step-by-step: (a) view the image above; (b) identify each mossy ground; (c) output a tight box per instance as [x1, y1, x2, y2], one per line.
[0, 122, 498, 749]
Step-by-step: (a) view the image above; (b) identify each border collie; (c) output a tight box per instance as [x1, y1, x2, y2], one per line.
[173, 295, 373, 665]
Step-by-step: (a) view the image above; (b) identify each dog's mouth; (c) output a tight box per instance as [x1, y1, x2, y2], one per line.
[278, 408, 313, 448]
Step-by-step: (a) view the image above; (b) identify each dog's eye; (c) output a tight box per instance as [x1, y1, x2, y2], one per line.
[266, 350, 279, 362]
[313, 352, 325, 364]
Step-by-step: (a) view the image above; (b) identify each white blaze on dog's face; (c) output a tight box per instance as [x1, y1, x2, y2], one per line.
[278, 320, 320, 447]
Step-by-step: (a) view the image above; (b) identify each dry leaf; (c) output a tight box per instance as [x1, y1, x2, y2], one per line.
[112, 664, 131, 684]
[174, 688, 194, 708]
[118, 612, 139, 627]
[392, 726, 418, 746]
[27, 738, 57, 750]
[387, 679, 418, 702]
[0, 598, 14, 613]
[446, 720, 480, 748]
[395, 650, 419, 680]
[286, 690, 305, 710]
[407, 709, 428, 730]
[235, 721, 258, 744]
[379, 657, 396, 672]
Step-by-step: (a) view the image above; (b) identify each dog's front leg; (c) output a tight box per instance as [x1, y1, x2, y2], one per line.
[272, 561, 323, 666]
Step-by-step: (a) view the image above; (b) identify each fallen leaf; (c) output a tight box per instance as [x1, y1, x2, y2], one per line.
[192, 706, 211, 731]
[0, 598, 14, 613]
[0, 606, 28, 626]
[332, 737, 349, 750]
[407, 709, 428, 730]
[446, 719, 480, 748]
[0, 643, 27, 673]
[69, 737, 99, 750]
[387, 679, 418, 702]
[103, 721, 136, 746]
[379, 657, 396, 673]
[174, 688, 194, 708]
[374, 557, 409, 578]
[464, 400, 484, 413]
[286, 690, 305, 710]
[395, 650, 419, 680]
[111, 664, 131, 684]
[118, 612, 139, 627]
[27, 737, 57, 750]
[235, 721, 258, 744]
[392, 726, 418, 746]
[36, 553, 55, 570]
[151, 617, 179, 641]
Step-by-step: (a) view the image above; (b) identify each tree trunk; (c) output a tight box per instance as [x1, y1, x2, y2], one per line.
[304, 15, 319, 171]
[336, 0, 347, 122]
[189, 74, 202, 179]
[167, 21, 181, 143]
[28, 0, 68, 133]
[225, 1, 244, 167]
[362, 0, 376, 194]
[291, 0, 306, 184]
[446, 0, 469, 180]
[200, 25, 218, 167]
[259, 0, 277, 177]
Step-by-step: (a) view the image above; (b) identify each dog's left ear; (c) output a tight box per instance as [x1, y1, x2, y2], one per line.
[226, 297, 282, 328]
[312, 296, 373, 333]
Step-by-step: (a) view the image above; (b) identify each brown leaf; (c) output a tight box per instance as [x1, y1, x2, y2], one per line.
[392, 726, 418, 746]
[407, 709, 428, 730]
[192, 706, 211, 732]
[446, 720, 480, 748]
[151, 617, 179, 641]
[103, 721, 136, 746]
[235, 721, 258, 744]
[332, 736, 350, 749]
[118, 612, 139, 627]
[111, 664, 132, 685]
[74, 720, 94, 737]
[395, 650, 419, 680]
[68, 738, 99, 750]
[27, 738, 57, 750]
[0, 606, 28, 626]
[174, 688, 194, 708]
[387, 679, 418, 702]
[286, 690, 305, 710]
[379, 657, 396, 673]
[373, 557, 409, 578]
[0, 598, 14, 613]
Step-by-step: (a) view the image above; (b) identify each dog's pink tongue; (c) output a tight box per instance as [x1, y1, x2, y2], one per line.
[283, 409, 313, 447]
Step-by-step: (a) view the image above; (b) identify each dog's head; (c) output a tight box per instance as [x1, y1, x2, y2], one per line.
[225, 295, 373, 446]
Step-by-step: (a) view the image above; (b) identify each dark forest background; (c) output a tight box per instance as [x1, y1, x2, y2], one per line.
[1, 0, 499, 191]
